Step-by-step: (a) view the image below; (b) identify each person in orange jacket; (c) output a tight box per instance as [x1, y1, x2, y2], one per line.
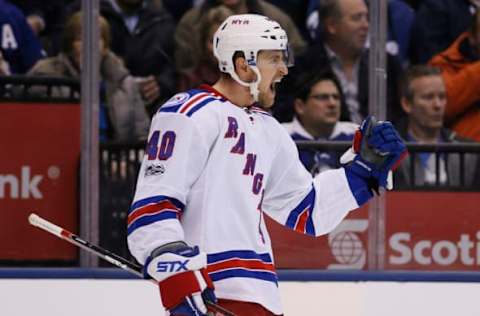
[429, 10, 480, 141]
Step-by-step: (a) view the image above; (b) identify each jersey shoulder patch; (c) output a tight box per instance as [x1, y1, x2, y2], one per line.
[158, 88, 225, 117]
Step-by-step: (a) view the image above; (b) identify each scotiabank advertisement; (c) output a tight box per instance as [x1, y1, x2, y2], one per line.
[0, 102, 80, 260]
[269, 191, 480, 271]
[385, 192, 480, 270]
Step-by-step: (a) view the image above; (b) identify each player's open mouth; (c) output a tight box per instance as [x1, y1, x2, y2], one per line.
[270, 79, 281, 94]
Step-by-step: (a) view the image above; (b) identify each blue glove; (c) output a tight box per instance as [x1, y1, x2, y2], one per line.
[144, 241, 217, 316]
[341, 116, 407, 205]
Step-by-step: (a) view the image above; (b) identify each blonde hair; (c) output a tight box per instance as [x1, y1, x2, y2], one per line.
[61, 12, 111, 55]
[199, 6, 234, 51]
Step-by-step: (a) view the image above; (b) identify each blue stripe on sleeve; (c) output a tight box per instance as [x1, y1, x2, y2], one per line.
[127, 211, 178, 235]
[285, 186, 316, 236]
[207, 250, 272, 264]
[209, 269, 278, 285]
[306, 208, 316, 235]
[129, 195, 184, 215]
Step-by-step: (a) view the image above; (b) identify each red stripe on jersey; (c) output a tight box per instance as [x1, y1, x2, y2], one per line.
[294, 207, 310, 233]
[127, 200, 180, 225]
[198, 84, 228, 100]
[207, 259, 275, 273]
[179, 92, 209, 113]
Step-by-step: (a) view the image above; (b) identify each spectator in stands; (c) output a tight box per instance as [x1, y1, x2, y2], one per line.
[293, 0, 403, 124]
[395, 65, 479, 188]
[409, 0, 477, 64]
[177, 5, 233, 91]
[0, 0, 43, 74]
[429, 10, 480, 142]
[282, 71, 357, 175]
[174, 0, 306, 72]
[101, 0, 176, 112]
[64, 0, 177, 113]
[305, 0, 415, 65]
[27, 12, 150, 142]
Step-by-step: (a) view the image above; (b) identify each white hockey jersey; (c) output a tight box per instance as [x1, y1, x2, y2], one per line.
[127, 85, 361, 314]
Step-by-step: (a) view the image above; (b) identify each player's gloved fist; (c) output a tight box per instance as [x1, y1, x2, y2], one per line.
[341, 116, 407, 205]
[144, 241, 216, 316]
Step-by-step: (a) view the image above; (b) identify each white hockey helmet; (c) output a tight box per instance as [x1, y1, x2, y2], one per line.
[213, 14, 293, 101]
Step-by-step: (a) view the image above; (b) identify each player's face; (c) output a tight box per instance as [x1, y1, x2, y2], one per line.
[405, 75, 446, 131]
[255, 50, 289, 108]
[299, 80, 341, 127]
[330, 0, 369, 53]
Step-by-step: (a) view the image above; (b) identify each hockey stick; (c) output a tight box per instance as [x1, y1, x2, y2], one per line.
[28, 213, 235, 316]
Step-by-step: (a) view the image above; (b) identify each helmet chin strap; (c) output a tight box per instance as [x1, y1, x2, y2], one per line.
[249, 67, 262, 103]
[229, 65, 262, 103]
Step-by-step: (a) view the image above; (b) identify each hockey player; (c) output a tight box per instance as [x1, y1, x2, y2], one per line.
[128, 14, 407, 316]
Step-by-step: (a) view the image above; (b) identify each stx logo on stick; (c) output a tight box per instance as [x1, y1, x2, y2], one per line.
[156, 260, 190, 272]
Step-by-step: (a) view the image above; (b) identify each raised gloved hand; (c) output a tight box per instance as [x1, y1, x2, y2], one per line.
[144, 241, 216, 316]
[341, 116, 407, 205]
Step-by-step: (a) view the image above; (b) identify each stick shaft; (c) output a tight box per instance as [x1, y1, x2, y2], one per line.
[28, 213, 235, 316]
[29, 213, 143, 276]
